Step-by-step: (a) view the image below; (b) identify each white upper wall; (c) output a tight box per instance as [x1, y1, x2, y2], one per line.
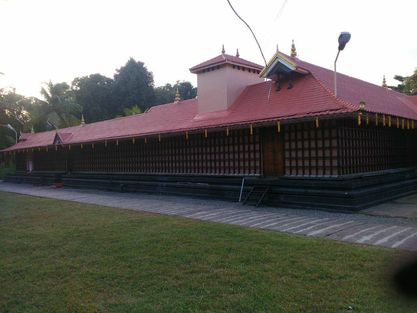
[196, 64, 264, 114]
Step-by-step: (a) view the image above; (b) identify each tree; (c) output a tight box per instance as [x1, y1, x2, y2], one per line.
[123, 105, 142, 116]
[390, 70, 417, 95]
[153, 81, 197, 106]
[40, 81, 82, 128]
[112, 58, 154, 114]
[153, 83, 175, 105]
[72, 74, 114, 123]
[177, 81, 197, 100]
[0, 89, 43, 148]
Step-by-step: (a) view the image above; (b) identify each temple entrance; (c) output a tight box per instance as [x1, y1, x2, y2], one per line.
[262, 127, 284, 177]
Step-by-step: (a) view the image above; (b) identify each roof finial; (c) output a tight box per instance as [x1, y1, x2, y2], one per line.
[221, 44, 225, 54]
[236, 48, 240, 58]
[31, 126, 35, 133]
[276, 44, 279, 52]
[174, 87, 181, 102]
[382, 75, 387, 88]
[290, 39, 297, 57]
[80, 114, 86, 126]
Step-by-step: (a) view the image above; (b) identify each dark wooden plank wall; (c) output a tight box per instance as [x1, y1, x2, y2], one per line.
[337, 119, 417, 175]
[70, 128, 261, 175]
[15, 152, 26, 171]
[284, 120, 338, 176]
[11, 118, 417, 177]
[283, 118, 417, 177]
[32, 149, 67, 171]
[262, 127, 284, 176]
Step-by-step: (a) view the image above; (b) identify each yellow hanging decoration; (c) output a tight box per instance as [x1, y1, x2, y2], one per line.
[382, 114, 386, 127]
[104, 140, 107, 148]
[92, 143, 95, 149]
[388, 115, 392, 127]
[315, 117, 319, 128]
[132, 137, 135, 144]
[38, 147, 40, 152]
[397, 117, 400, 128]
[277, 121, 281, 133]
[185, 131, 189, 140]
[116, 139, 119, 146]
[80, 144, 83, 149]
[366, 114, 369, 125]
[46, 147, 48, 152]
[158, 134, 161, 142]
[358, 113, 362, 126]
[250, 124, 253, 135]
[412, 120, 415, 129]
[226, 127, 229, 136]
[375, 113, 378, 126]
[69, 145, 71, 151]
[204, 129, 208, 138]
[407, 119, 410, 130]
[402, 119, 405, 130]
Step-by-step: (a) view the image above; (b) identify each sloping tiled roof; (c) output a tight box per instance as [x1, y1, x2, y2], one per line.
[295, 58, 417, 119]
[190, 53, 264, 73]
[2, 53, 417, 152]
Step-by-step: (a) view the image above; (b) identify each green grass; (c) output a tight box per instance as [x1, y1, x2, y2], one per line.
[0, 191, 416, 313]
[0, 162, 15, 179]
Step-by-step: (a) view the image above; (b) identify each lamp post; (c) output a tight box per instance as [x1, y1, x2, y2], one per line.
[1, 124, 18, 144]
[334, 32, 351, 98]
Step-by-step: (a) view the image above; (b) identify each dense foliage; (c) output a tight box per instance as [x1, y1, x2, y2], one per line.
[390, 70, 417, 95]
[0, 58, 197, 149]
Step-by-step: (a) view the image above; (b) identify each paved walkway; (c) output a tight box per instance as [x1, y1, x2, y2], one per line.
[363, 193, 417, 219]
[1, 182, 417, 251]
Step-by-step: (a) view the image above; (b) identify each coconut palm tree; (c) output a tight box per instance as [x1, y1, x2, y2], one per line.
[40, 81, 82, 128]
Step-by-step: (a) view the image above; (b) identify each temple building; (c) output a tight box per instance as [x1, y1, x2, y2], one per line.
[2, 45, 417, 210]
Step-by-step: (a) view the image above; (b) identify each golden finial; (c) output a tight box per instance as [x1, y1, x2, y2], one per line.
[221, 44, 225, 54]
[80, 114, 86, 126]
[174, 87, 181, 102]
[382, 75, 387, 88]
[290, 39, 297, 57]
[236, 49, 240, 57]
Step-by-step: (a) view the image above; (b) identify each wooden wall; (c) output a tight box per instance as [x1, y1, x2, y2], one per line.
[283, 118, 417, 177]
[12, 118, 417, 178]
[337, 119, 417, 175]
[284, 120, 338, 176]
[70, 128, 261, 175]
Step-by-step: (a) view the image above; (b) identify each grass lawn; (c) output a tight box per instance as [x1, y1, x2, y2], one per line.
[0, 191, 416, 313]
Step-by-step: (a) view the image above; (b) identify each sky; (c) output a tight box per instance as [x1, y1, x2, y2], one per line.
[0, 0, 416, 98]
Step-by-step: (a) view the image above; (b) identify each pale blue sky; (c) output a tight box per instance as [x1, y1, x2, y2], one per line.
[0, 0, 416, 97]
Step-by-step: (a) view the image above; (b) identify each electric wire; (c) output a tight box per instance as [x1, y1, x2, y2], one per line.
[226, 0, 267, 66]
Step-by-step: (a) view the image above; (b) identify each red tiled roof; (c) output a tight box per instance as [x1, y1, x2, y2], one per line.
[2, 53, 416, 152]
[1, 77, 352, 152]
[10, 131, 57, 150]
[190, 53, 264, 73]
[295, 57, 417, 119]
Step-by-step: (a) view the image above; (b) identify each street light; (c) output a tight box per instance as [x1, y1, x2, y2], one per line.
[1, 124, 18, 144]
[334, 32, 351, 98]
